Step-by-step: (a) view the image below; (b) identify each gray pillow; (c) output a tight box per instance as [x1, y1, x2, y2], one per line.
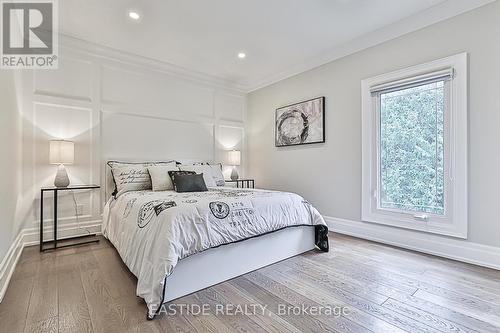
[170, 173, 208, 192]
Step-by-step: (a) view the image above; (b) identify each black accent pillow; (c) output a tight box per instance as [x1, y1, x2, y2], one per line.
[168, 170, 196, 182]
[169, 172, 208, 192]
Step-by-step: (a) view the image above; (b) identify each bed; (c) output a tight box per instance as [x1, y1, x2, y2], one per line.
[102, 174, 329, 319]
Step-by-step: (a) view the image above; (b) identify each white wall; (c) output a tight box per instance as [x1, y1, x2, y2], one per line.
[247, 1, 500, 248]
[0, 70, 24, 299]
[0, 72, 22, 261]
[18, 36, 247, 241]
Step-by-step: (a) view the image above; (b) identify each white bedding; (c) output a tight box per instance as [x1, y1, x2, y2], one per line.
[102, 187, 328, 314]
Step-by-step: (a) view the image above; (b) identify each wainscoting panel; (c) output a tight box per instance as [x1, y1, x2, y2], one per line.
[33, 102, 95, 223]
[101, 110, 215, 162]
[216, 91, 246, 122]
[33, 56, 93, 101]
[217, 125, 245, 178]
[218, 124, 244, 151]
[19, 37, 247, 232]
[101, 65, 215, 119]
[0, 36, 247, 303]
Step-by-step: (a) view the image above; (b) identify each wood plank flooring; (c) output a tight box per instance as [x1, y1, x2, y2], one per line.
[1, 233, 500, 333]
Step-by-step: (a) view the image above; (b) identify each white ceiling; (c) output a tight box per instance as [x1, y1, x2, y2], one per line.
[59, 0, 494, 91]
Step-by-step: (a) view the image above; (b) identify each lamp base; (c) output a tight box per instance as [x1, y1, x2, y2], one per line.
[230, 167, 239, 181]
[54, 164, 70, 188]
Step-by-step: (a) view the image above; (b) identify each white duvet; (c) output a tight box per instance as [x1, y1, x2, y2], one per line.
[102, 187, 328, 314]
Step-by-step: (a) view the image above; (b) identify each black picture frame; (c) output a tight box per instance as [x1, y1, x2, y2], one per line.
[275, 96, 325, 147]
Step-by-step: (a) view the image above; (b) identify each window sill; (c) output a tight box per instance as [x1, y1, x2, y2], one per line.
[361, 210, 468, 239]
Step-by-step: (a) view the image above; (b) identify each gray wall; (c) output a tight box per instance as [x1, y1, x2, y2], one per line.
[247, 1, 500, 247]
[0, 71, 22, 261]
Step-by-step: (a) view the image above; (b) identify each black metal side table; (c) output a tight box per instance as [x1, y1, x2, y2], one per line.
[40, 185, 100, 252]
[225, 179, 255, 189]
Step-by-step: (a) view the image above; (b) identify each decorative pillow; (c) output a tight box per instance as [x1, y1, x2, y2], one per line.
[168, 170, 196, 185]
[207, 163, 225, 186]
[148, 165, 179, 191]
[111, 166, 152, 197]
[168, 170, 196, 177]
[107, 160, 177, 169]
[178, 164, 217, 187]
[108, 161, 176, 197]
[169, 173, 208, 192]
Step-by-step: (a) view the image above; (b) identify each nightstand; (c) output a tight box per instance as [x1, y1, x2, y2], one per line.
[40, 185, 100, 252]
[225, 179, 255, 189]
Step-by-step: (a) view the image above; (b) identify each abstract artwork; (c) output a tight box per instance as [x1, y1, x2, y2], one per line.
[275, 97, 325, 147]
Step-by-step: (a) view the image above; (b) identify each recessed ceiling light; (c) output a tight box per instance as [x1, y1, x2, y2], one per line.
[238, 52, 246, 59]
[128, 11, 140, 20]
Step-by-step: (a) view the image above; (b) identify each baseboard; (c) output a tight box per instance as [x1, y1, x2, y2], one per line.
[22, 220, 103, 246]
[0, 220, 102, 302]
[325, 216, 500, 270]
[0, 231, 24, 302]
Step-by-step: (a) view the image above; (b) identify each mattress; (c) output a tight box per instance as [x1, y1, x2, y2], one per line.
[102, 187, 328, 314]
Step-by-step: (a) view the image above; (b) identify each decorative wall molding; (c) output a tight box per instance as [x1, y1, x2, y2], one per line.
[3, 29, 249, 304]
[0, 220, 102, 302]
[60, 35, 246, 93]
[325, 216, 500, 270]
[100, 106, 215, 127]
[22, 34, 247, 230]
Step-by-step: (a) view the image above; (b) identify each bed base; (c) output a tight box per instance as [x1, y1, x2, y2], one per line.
[148, 226, 315, 319]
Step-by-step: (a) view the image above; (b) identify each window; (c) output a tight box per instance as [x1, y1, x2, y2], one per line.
[361, 53, 468, 238]
[380, 80, 445, 215]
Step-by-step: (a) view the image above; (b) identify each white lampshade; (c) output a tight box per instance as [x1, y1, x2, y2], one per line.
[227, 150, 241, 166]
[49, 140, 74, 165]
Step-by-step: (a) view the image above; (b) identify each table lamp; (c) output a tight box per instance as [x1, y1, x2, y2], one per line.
[227, 150, 241, 181]
[49, 140, 74, 187]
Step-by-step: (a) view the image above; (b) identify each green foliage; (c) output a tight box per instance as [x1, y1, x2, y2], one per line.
[379, 81, 445, 215]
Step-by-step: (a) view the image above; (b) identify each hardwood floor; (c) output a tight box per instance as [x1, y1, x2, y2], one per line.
[1, 233, 500, 333]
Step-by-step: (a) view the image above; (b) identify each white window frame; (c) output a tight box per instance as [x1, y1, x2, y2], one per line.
[361, 53, 468, 239]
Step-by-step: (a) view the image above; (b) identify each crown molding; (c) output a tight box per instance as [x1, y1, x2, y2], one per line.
[58, 34, 247, 94]
[246, 0, 496, 92]
[57, 0, 496, 93]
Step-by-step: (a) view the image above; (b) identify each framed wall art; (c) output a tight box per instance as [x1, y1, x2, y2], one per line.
[275, 96, 325, 147]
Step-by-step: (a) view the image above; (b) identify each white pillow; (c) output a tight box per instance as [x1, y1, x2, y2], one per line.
[207, 163, 225, 186]
[148, 165, 179, 191]
[179, 164, 217, 187]
[111, 165, 153, 197]
[108, 161, 176, 197]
